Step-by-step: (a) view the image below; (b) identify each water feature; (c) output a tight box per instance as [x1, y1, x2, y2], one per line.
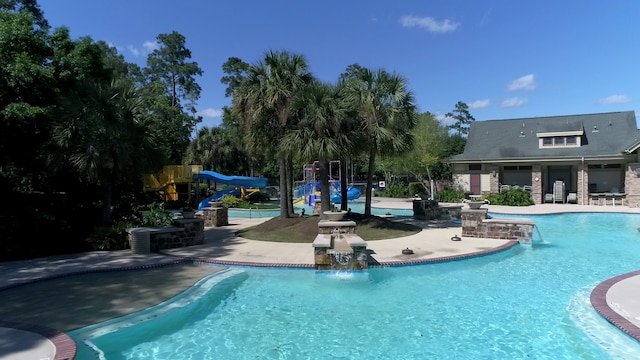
[71, 212, 640, 359]
[313, 220, 367, 270]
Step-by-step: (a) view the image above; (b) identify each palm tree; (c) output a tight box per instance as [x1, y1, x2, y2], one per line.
[282, 81, 347, 216]
[234, 50, 312, 218]
[343, 68, 418, 215]
[53, 79, 161, 226]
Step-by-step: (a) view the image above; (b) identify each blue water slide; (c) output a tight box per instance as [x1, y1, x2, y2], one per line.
[197, 188, 240, 210]
[330, 187, 362, 204]
[194, 170, 268, 188]
[194, 170, 268, 210]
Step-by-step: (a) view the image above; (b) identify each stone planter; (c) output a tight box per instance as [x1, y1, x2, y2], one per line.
[208, 201, 223, 208]
[323, 210, 347, 221]
[467, 201, 485, 210]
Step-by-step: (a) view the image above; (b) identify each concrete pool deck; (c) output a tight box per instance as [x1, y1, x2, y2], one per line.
[2, 198, 640, 358]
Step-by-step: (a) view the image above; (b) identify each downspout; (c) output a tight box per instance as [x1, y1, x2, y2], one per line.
[581, 156, 584, 205]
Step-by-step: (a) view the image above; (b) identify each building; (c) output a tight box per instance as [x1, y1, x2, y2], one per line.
[448, 111, 640, 206]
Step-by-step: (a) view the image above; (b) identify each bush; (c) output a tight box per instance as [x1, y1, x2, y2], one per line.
[377, 181, 411, 198]
[486, 189, 534, 206]
[85, 221, 131, 251]
[437, 188, 465, 203]
[221, 195, 242, 208]
[408, 182, 428, 197]
[246, 191, 271, 203]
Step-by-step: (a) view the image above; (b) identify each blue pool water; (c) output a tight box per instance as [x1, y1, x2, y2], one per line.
[72, 212, 640, 359]
[229, 200, 413, 218]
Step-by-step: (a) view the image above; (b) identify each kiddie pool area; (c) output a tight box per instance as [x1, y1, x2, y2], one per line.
[69, 212, 640, 359]
[228, 199, 414, 218]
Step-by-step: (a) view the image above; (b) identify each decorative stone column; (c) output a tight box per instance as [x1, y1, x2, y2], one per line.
[577, 163, 588, 205]
[202, 207, 228, 227]
[489, 166, 500, 194]
[625, 163, 640, 207]
[531, 164, 542, 204]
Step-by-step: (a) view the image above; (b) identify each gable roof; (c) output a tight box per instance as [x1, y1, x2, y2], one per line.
[448, 111, 640, 163]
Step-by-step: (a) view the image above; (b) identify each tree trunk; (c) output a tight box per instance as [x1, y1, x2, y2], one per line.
[318, 160, 331, 219]
[278, 154, 290, 218]
[340, 159, 348, 211]
[365, 146, 377, 216]
[286, 155, 295, 217]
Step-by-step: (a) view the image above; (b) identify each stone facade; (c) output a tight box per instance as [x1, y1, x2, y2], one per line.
[202, 207, 229, 227]
[577, 163, 588, 205]
[129, 218, 205, 253]
[625, 163, 640, 207]
[490, 166, 500, 193]
[461, 209, 534, 244]
[531, 165, 542, 204]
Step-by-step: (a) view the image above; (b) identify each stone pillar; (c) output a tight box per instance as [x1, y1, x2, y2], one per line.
[489, 166, 500, 194]
[625, 163, 640, 207]
[202, 207, 228, 227]
[461, 209, 488, 237]
[531, 164, 542, 204]
[577, 163, 588, 205]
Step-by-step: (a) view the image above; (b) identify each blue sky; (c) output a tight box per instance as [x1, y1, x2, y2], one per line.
[39, 1, 640, 130]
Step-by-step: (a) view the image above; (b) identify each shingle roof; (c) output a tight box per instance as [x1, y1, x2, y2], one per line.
[448, 111, 640, 162]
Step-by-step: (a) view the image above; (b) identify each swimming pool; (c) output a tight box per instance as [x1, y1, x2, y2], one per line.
[229, 200, 413, 218]
[71, 212, 640, 359]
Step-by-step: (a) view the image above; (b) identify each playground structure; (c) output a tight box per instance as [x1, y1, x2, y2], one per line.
[194, 170, 268, 210]
[143, 166, 268, 208]
[143, 165, 203, 202]
[294, 161, 361, 206]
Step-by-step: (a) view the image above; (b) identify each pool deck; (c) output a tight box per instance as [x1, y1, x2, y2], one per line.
[2, 198, 640, 359]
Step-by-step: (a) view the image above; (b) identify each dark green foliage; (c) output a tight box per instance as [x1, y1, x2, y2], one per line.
[221, 194, 242, 208]
[137, 203, 174, 227]
[437, 188, 465, 203]
[408, 182, 427, 197]
[85, 224, 130, 251]
[377, 182, 411, 198]
[486, 189, 534, 206]
[246, 191, 271, 203]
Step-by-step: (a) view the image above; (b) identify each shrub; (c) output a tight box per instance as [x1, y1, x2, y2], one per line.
[486, 189, 534, 206]
[221, 195, 242, 208]
[437, 188, 465, 203]
[138, 202, 174, 227]
[377, 181, 411, 198]
[85, 222, 131, 251]
[246, 191, 271, 203]
[408, 182, 428, 197]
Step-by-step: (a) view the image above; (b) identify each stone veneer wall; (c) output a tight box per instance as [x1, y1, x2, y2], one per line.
[148, 218, 204, 252]
[577, 163, 588, 205]
[202, 207, 229, 227]
[490, 166, 499, 193]
[531, 164, 542, 204]
[625, 163, 640, 207]
[461, 209, 534, 244]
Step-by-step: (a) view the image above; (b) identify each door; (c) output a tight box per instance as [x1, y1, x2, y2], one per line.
[470, 174, 481, 195]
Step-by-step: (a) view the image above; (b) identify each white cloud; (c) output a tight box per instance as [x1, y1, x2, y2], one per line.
[598, 94, 631, 105]
[126, 45, 140, 57]
[507, 74, 536, 91]
[501, 97, 528, 107]
[143, 40, 159, 52]
[126, 40, 159, 57]
[198, 108, 223, 118]
[468, 99, 490, 109]
[434, 112, 454, 126]
[400, 15, 459, 33]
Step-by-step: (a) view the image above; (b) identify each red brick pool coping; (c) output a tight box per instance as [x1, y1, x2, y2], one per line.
[590, 270, 640, 342]
[0, 321, 76, 360]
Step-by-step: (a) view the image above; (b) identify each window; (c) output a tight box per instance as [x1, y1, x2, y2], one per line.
[539, 135, 581, 148]
[468, 164, 481, 171]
